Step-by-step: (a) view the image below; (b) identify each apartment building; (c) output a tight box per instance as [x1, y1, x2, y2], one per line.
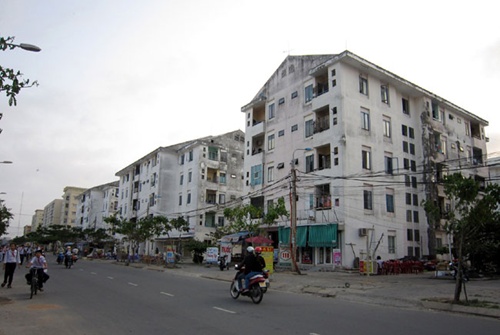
[30, 209, 44, 231]
[115, 130, 245, 252]
[241, 51, 489, 269]
[42, 199, 62, 227]
[60, 186, 86, 227]
[75, 181, 119, 230]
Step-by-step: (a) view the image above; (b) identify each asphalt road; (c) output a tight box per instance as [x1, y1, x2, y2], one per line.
[1, 258, 499, 335]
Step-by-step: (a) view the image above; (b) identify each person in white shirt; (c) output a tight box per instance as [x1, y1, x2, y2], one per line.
[2, 243, 21, 288]
[25, 250, 49, 291]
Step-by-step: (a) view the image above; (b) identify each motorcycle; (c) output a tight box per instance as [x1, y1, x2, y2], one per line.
[230, 264, 268, 304]
[218, 255, 229, 271]
[64, 254, 73, 269]
[56, 252, 64, 265]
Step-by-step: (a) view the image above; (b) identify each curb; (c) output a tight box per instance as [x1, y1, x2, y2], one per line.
[422, 300, 500, 319]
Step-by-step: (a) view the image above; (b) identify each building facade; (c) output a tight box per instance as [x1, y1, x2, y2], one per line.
[30, 209, 44, 231]
[60, 186, 87, 227]
[75, 181, 119, 230]
[241, 51, 489, 269]
[115, 130, 245, 252]
[42, 199, 63, 227]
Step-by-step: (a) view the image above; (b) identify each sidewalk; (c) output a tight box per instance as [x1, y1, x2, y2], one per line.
[121, 259, 500, 318]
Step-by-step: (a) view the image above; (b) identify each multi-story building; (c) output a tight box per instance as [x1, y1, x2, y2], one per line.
[75, 181, 119, 230]
[30, 209, 44, 231]
[60, 186, 87, 226]
[241, 51, 489, 269]
[42, 199, 62, 227]
[115, 130, 245, 253]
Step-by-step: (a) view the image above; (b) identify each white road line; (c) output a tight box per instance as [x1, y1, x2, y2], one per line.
[160, 292, 174, 297]
[310, 333, 321, 335]
[128, 282, 138, 287]
[90, 272, 97, 275]
[107, 276, 114, 280]
[213, 307, 236, 314]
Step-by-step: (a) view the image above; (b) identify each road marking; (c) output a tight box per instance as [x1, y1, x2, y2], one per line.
[160, 292, 174, 297]
[310, 333, 321, 335]
[90, 272, 97, 275]
[107, 276, 114, 280]
[128, 282, 138, 287]
[213, 307, 236, 314]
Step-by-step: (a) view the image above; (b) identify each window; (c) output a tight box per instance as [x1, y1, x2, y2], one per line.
[402, 98, 410, 115]
[406, 193, 412, 205]
[361, 109, 370, 130]
[218, 216, 225, 227]
[305, 84, 314, 102]
[208, 147, 218, 160]
[291, 124, 298, 132]
[413, 211, 419, 223]
[180, 154, 185, 165]
[219, 173, 226, 184]
[278, 97, 285, 105]
[188, 171, 192, 182]
[414, 229, 420, 242]
[405, 175, 411, 187]
[411, 160, 416, 172]
[465, 122, 470, 136]
[409, 143, 415, 155]
[291, 91, 298, 99]
[364, 188, 373, 210]
[388, 236, 396, 253]
[385, 155, 393, 174]
[180, 175, 184, 185]
[278, 129, 285, 137]
[267, 166, 274, 182]
[178, 195, 182, 206]
[189, 150, 193, 161]
[359, 76, 368, 95]
[306, 155, 314, 173]
[219, 194, 225, 204]
[403, 158, 410, 170]
[362, 148, 371, 170]
[250, 165, 263, 186]
[406, 210, 412, 222]
[268, 103, 275, 120]
[383, 117, 391, 138]
[402, 125, 408, 136]
[409, 127, 415, 139]
[403, 141, 409, 153]
[267, 134, 275, 151]
[187, 193, 191, 204]
[407, 229, 413, 241]
[386, 190, 395, 213]
[413, 194, 418, 206]
[305, 119, 314, 138]
[411, 176, 417, 189]
[381, 85, 389, 104]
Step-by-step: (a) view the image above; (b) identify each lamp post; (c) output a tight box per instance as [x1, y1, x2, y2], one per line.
[290, 148, 312, 274]
[0, 161, 13, 164]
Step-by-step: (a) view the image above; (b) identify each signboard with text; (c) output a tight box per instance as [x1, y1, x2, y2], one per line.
[278, 244, 292, 267]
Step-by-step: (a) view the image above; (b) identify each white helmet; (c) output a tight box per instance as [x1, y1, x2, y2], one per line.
[246, 246, 255, 253]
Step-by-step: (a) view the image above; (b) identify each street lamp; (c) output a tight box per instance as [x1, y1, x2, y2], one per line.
[4, 42, 42, 52]
[290, 147, 312, 274]
[0, 161, 13, 164]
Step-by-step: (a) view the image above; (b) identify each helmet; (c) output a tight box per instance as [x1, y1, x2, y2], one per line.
[255, 247, 262, 254]
[246, 246, 254, 253]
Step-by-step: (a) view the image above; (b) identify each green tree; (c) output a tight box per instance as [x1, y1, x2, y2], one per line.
[222, 204, 263, 237]
[444, 173, 500, 302]
[263, 197, 289, 225]
[1, 36, 39, 106]
[0, 199, 14, 237]
[169, 216, 191, 252]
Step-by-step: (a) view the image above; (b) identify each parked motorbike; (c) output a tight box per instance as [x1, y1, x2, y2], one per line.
[230, 264, 267, 304]
[218, 255, 229, 271]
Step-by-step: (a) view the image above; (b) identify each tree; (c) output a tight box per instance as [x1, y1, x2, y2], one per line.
[263, 197, 289, 225]
[0, 199, 13, 237]
[443, 173, 500, 302]
[1, 36, 39, 106]
[169, 216, 191, 253]
[222, 204, 263, 237]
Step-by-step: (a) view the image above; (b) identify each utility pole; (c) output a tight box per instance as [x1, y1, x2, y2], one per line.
[290, 164, 301, 274]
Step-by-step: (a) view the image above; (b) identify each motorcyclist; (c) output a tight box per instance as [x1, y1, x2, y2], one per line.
[25, 249, 49, 291]
[255, 247, 266, 270]
[64, 246, 73, 267]
[238, 246, 264, 292]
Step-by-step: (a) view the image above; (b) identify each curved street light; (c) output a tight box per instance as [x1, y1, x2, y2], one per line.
[4, 42, 42, 52]
[0, 161, 13, 164]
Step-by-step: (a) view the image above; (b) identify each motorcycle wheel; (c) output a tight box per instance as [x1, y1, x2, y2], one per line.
[250, 285, 263, 304]
[230, 282, 240, 299]
[219, 264, 224, 271]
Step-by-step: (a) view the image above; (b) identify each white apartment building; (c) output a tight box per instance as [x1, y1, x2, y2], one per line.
[115, 130, 245, 253]
[241, 51, 489, 269]
[42, 199, 62, 227]
[31, 209, 44, 231]
[60, 186, 86, 227]
[75, 181, 119, 230]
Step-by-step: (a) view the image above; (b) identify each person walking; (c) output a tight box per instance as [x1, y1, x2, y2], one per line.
[2, 243, 21, 288]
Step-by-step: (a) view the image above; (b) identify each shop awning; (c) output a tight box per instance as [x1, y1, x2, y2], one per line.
[278, 227, 290, 245]
[308, 224, 338, 247]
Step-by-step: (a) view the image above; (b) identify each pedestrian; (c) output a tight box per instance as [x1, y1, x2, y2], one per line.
[19, 244, 26, 265]
[2, 243, 21, 288]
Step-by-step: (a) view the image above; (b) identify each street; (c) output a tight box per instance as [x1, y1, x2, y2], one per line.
[0, 258, 499, 334]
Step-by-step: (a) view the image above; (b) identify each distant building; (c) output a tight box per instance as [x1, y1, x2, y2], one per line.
[60, 186, 86, 226]
[42, 199, 63, 227]
[115, 130, 245, 252]
[75, 181, 119, 230]
[31, 209, 44, 231]
[242, 51, 489, 268]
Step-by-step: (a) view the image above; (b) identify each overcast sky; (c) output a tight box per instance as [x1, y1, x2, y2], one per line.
[1, 0, 499, 237]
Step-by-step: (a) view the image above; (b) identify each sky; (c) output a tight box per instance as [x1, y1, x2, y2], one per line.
[1, 0, 499, 237]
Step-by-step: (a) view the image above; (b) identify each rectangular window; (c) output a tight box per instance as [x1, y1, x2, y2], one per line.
[411, 160, 416, 172]
[178, 195, 182, 206]
[383, 118, 391, 138]
[361, 110, 370, 130]
[362, 148, 371, 170]
[409, 127, 415, 139]
[218, 216, 225, 227]
[402, 125, 408, 136]
[388, 236, 396, 253]
[180, 175, 184, 185]
[402, 98, 410, 115]
[278, 97, 285, 105]
[406, 209, 412, 222]
[385, 155, 393, 174]
[267, 166, 274, 182]
[413, 211, 419, 223]
[386, 191, 395, 213]
[250, 165, 263, 186]
[403, 141, 409, 153]
[291, 91, 298, 99]
[219, 173, 226, 184]
[363, 189, 373, 210]
[208, 147, 218, 160]
[381, 85, 389, 104]
[359, 76, 368, 95]
[291, 124, 298, 132]
[306, 155, 314, 173]
[411, 176, 417, 189]
[305, 85, 314, 102]
[305, 119, 314, 138]
[414, 230, 420, 242]
[267, 134, 275, 151]
[219, 194, 225, 204]
[268, 103, 275, 120]
[406, 193, 412, 205]
[187, 193, 191, 204]
[188, 171, 192, 182]
[407, 229, 413, 241]
[278, 129, 285, 137]
[409, 143, 415, 155]
[405, 175, 411, 187]
[413, 194, 418, 206]
[465, 122, 470, 136]
[403, 158, 409, 170]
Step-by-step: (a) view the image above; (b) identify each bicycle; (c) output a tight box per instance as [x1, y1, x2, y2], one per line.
[29, 268, 39, 299]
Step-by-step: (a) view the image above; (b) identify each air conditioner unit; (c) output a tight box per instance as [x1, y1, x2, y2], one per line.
[358, 228, 368, 237]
